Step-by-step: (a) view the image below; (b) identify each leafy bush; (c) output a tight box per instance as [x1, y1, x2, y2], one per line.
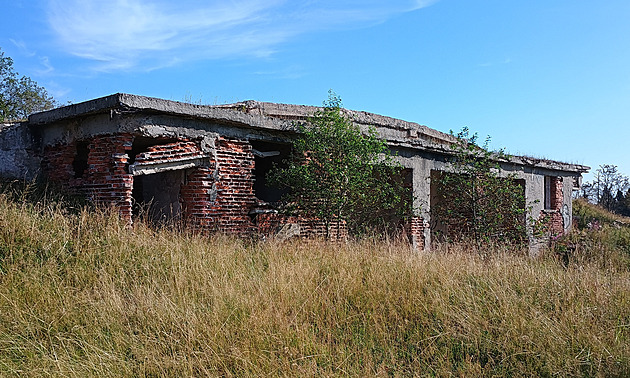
[431, 128, 527, 248]
[269, 91, 413, 239]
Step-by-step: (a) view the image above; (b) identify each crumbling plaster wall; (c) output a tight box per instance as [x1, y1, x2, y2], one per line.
[33, 108, 579, 250]
[0, 122, 41, 180]
[13, 94, 587, 249]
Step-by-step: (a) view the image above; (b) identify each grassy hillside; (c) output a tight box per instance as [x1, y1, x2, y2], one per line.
[0, 184, 629, 376]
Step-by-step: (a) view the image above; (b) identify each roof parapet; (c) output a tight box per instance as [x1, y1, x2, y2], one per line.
[26, 93, 589, 174]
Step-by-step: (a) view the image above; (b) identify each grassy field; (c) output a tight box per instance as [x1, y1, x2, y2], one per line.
[0, 184, 629, 376]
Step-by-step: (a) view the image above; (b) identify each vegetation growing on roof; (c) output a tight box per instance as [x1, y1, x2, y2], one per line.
[268, 91, 414, 239]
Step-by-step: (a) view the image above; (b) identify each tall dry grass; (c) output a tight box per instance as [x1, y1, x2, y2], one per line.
[0, 185, 629, 376]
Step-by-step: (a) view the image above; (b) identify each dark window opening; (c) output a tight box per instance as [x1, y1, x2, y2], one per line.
[72, 141, 89, 178]
[544, 176, 551, 209]
[131, 170, 185, 225]
[251, 140, 291, 204]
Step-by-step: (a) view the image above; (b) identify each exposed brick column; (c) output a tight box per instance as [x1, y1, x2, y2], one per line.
[550, 176, 564, 210]
[211, 137, 257, 235]
[85, 134, 134, 222]
[181, 167, 215, 230]
[549, 176, 564, 235]
[406, 216, 425, 249]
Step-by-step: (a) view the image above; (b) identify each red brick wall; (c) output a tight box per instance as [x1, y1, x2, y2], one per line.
[254, 212, 286, 236]
[255, 213, 348, 240]
[43, 143, 76, 184]
[180, 167, 215, 229]
[301, 218, 348, 240]
[404, 216, 425, 248]
[43, 134, 134, 222]
[204, 137, 257, 235]
[134, 141, 204, 166]
[539, 176, 565, 237]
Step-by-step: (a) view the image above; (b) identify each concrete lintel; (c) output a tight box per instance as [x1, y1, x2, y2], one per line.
[129, 157, 209, 176]
[252, 149, 280, 158]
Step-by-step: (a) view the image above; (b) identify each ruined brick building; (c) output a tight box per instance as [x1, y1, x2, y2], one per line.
[0, 93, 589, 251]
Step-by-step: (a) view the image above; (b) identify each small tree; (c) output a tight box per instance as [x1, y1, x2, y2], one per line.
[1, 47, 56, 121]
[268, 91, 413, 239]
[431, 127, 527, 248]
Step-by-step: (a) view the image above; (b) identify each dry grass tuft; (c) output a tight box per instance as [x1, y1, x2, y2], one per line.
[0, 187, 629, 376]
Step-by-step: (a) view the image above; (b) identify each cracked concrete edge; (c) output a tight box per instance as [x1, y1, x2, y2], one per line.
[25, 93, 589, 174]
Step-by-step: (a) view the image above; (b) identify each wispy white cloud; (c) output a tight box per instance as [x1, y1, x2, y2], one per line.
[43, 80, 72, 100]
[10, 39, 36, 57]
[478, 58, 513, 67]
[410, 0, 442, 11]
[252, 65, 307, 80]
[36, 56, 55, 75]
[9, 39, 55, 77]
[46, 0, 438, 72]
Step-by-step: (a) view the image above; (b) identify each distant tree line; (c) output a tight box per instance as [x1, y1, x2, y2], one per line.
[579, 164, 630, 217]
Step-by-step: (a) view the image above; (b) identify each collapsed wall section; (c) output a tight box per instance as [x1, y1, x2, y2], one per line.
[41, 133, 262, 235]
[43, 134, 134, 221]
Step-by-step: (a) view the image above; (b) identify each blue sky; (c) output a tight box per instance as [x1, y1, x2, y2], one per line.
[2, 0, 629, 181]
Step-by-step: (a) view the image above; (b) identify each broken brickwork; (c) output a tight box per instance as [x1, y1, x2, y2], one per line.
[43, 134, 134, 221]
[2, 93, 589, 251]
[406, 216, 426, 249]
[40, 132, 357, 239]
[206, 137, 257, 235]
[254, 213, 349, 241]
[544, 176, 566, 236]
[132, 140, 205, 170]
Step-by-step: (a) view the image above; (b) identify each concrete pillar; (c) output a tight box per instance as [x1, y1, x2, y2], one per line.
[411, 159, 432, 250]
